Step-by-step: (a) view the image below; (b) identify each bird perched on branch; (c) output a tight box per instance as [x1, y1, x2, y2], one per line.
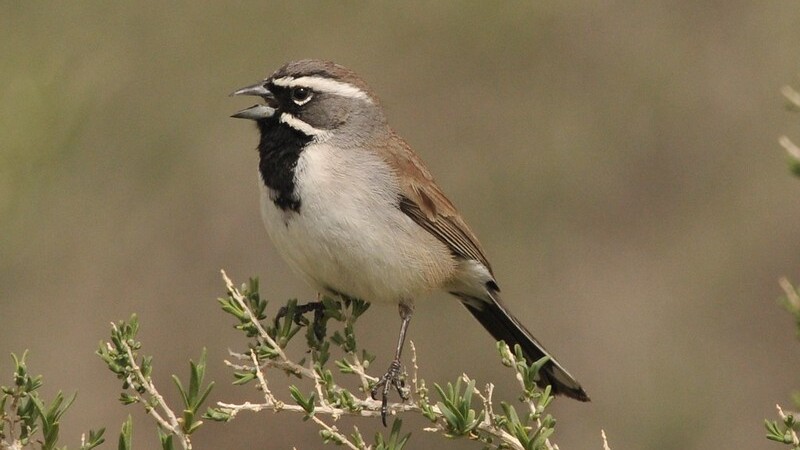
[231, 59, 589, 424]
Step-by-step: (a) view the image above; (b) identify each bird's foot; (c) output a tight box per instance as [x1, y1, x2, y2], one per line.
[274, 301, 325, 340]
[371, 359, 408, 426]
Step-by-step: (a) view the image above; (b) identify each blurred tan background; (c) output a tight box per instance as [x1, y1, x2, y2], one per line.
[2, 2, 800, 449]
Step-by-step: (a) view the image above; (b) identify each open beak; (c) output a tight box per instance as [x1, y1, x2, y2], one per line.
[230, 82, 277, 120]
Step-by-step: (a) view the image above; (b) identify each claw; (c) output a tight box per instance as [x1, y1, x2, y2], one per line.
[371, 308, 413, 426]
[371, 359, 407, 426]
[274, 301, 325, 340]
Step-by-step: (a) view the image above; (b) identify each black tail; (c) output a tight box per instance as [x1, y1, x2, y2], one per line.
[456, 292, 589, 402]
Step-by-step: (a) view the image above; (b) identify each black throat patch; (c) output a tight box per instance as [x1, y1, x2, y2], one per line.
[256, 117, 312, 212]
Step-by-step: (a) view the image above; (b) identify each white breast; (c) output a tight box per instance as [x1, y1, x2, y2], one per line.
[259, 143, 453, 304]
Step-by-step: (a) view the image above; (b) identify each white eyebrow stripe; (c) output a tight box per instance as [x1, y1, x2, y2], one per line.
[279, 112, 332, 141]
[272, 76, 371, 102]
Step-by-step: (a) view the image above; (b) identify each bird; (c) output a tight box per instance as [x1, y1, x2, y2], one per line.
[230, 59, 589, 424]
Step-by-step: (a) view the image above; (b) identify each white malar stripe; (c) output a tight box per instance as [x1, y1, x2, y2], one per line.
[272, 76, 371, 102]
[279, 112, 332, 140]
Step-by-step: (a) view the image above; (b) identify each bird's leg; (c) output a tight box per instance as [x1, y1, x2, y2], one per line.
[371, 302, 413, 426]
[274, 300, 326, 340]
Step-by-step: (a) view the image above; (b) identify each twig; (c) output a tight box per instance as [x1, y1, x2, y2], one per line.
[505, 350, 557, 450]
[112, 325, 192, 450]
[782, 85, 800, 109]
[249, 349, 278, 405]
[216, 272, 564, 450]
[312, 417, 361, 450]
[217, 396, 417, 420]
[471, 379, 496, 428]
[217, 366, 529, 449]
[250, 345, 362, 449]
[409, 340, 428, 403]
[601, 429, 612, 450]
[348, 352, 377, 394]
[221, 270, 316, 379]
[779, 136, 800, 160]
[461, 375, 531, 450]
[777, 404, 800, 446]
[1, 440, 22, 450]
[780, 277, 800, 310]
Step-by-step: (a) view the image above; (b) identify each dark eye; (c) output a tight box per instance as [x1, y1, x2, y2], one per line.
[291, 87, 312, 104]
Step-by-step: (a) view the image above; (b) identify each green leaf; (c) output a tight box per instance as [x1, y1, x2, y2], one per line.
[419, 399, 437, 422]
[232, 371, 256, 385]
[334, 389, 361, 413]
[203, 407, 233, 422]
[189, 349, 205, 401]
[182, 408, 195, 434]
[349, 298, 370, 319]
[118, 415, 133, 450]
[790, 157, 800, 177]
[118, 392, 139, 405]
[30, 390, 76, 450]
[350, 426, 367, 448]
[288, 385, 315, 417]
[335, 358, 354, 374]
[361, 349, 376, 366]
[194, 381, 214, 413]
[140, 355, 153, 379]
[321, 296, 344, 321]
[375, 419, 410, 450]
[433, 378, 481, 437]
[81, 428, 106, 450]
[159, 429, 175, 450]
[255, 343, 280, 360]
[172, 374, 189, 409]
[319, 428, 346, 445]
[312, 340, 331, 366]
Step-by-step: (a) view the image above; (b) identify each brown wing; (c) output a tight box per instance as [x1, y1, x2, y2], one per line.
[381, 131, 493, 274]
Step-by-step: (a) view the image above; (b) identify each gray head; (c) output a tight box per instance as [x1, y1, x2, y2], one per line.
[232, 60, 387, 144]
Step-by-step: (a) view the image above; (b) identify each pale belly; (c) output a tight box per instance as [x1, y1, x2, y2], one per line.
[259, 143, 454, 304]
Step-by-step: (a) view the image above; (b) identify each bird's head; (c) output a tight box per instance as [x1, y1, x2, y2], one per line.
[231, 59, 386, 142]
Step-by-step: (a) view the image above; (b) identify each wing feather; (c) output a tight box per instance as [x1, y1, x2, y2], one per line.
[380, 131, 493, 273]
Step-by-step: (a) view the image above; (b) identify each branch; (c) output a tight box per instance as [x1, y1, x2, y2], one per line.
[221, 270, 316, 379]
[98, 316, 213, 450]
[209, 272, 564, 450]
[108, 324, 191, 450]
[602, 429, 612, 450]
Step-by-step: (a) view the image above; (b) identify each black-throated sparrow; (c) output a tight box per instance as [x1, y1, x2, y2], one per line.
[231, 60, 589, 423]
